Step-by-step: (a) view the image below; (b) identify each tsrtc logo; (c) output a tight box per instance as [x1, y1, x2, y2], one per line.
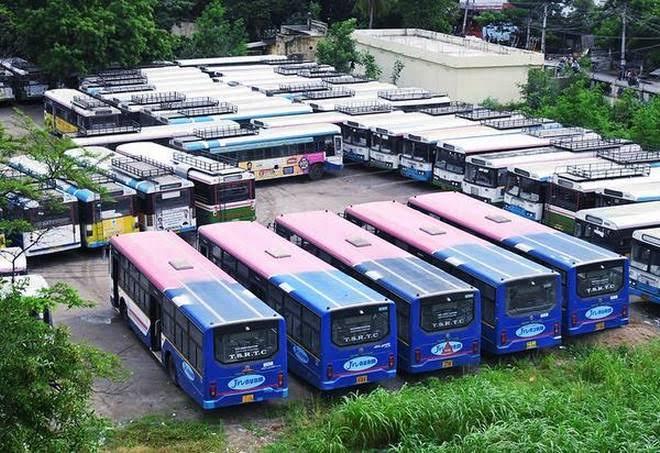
[515, 323, 546, 338]
[181, 362, 196, 382]
[585, 305, 614, 320]
[228, 374, 265, 391]
[343, 356, 378, 372]
[431, 341, 463, 356]
[292, 345, 309, 364]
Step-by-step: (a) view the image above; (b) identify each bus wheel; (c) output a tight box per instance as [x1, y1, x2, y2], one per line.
[308, 163, 324, 181]
[167, 355, 179, 387]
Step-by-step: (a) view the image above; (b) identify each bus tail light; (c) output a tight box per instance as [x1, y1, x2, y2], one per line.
[414, 349, 421, 363]
[388, 353, 395, 369]
[571, 313, 577, 327]
[500, 330, 507, 345]
[277, 371, 284, 388]
[326, 364, 334, 380]
[472, 340, 479, 354]
[209, 382, 217, 399]
[553, 322, 560, 336]
[622, 304, 628, 318]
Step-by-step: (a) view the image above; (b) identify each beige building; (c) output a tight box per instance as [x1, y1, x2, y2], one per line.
[353, 29, 544, 104]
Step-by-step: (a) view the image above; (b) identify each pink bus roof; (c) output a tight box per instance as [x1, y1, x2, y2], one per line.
[275, 210, 410, 266]
[198, 221, 337, 277]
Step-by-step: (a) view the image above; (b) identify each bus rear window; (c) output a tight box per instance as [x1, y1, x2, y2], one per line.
[576, 261, 625, 298]
[506, 276, 556, 316]
[214, 320, 279, 365]
[420, 293, 474, 332]
[331, 304, 390, 347]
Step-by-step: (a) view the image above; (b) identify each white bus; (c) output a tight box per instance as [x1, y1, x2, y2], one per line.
[629, 227, 660, 304]
[462, 148, 579, 205]
[433, 133, 551, 190]
[503, 155, 605, 221]
[116, 142, 256, 224]
[574, 201, 660, 254]
[65, 147, 196, 233]
[251, 111, 350, 128]
[175, 55, 289, 67]
[0, 58, 48, 100]
[44, 89, 129, 136]
[369, 114, 472, 170]
[0, 70, 14, 103]
[596, 181, 660, 207]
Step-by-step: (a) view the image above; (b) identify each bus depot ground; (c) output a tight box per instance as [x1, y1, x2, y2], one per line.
[3, 105, 660, 449]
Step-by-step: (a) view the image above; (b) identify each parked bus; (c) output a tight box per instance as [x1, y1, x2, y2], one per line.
[0, 58, 48, 100]
[369, 115, 473, 170]
[503, 156, 606, 221]
[629, 228, 660, 304]
[116, 142, 255, 224]
[274, 210, 481, 372]
[110, 231, 287, 408]
[175, 55, 289, 67]
[409, 192, 629, 336]
[65, 147, 196, 233]
[197, 221, 397, 390]
[433, 133, 551, 190]
[170, 123, 343, 181]
[544, 163, 660, 233]
[0, 70, 15, 103]
[575, 202, 660, 254]
[340, 110, 408, 163]
[344, 201, 562, 354]
[462, 148, 578, 205]
[8, 155, 139, 248]
[251, 112, 350, 129]
[595, 181, 660, 207]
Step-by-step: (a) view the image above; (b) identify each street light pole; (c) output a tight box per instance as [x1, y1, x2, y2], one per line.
[620, 1, 627, 78]
[540, 2, 548, 55]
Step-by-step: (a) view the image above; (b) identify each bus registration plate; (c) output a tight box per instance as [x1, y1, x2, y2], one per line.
[525, 341, 537, 350]
[356, 375, 368, 384]
[595, 322, 605, 331]
[242, 394, 254, 403]
[442, 360, 453, 368]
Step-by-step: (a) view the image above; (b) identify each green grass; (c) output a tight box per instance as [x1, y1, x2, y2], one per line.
[267, 341, 660, 452]
[103, 415, 225, 453]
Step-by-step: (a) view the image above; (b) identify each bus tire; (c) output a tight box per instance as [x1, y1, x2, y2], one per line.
[308, 163, 324, 181]
[119, 299, 128, 320]
[166, 354, 179, 387]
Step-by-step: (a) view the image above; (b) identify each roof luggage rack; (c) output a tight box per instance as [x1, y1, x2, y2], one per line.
[297, 69, 341, 78]
[565, 162, 650, 180]
[597, 145, 659, 164]
[193, 124, 257, 139]
[172, 151, 236, 172]
[481, 117, 547, 130]
[322, 75, 369, 84]
[152, 96, 219, 111]
[378, 88, 433, 101]
[78, 121, 141, 137]
[335, 100, 392, 115]
[551, 135, 627, 151]
[420, 102, 474, 116]
[100, 84, 154, 94]
[278, 81, 327, 93]
[111, 156, 173, 178]
[91, 76, 148, 87]
[72, 95, 109, 110]
[457, 108, 512, 120]
[303, 87, 355, 99]
[130, 91, 186, 105]
[88, 173, 116, 185]
[177, 103, 237, 117]
[525, 126, 589, 138]
[197, 151, 239, 167]
[95, 68, 141, 78]
[263, 55, 305, 65]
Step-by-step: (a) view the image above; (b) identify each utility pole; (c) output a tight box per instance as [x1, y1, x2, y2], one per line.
[540, 2, 548, 55]
[525, 16, 532, 49]
[462, 0, 471, 36]
[620, 1, 627, 79]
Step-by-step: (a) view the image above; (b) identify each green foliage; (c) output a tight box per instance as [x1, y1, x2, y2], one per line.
[398, 0, 457, 34]
[0, 280, 122, 451]
[316, 19, 361, 73]
[225, 0, 308, 40]
[180, 0, 247, 58]
[154, 0, 196, 30]
[268, 341, 660, 452]
[630, 97, 660, 149]
[390, 59, 405, 85]
[519, 68, 560, 111]
[359, 51, 382, 80]
[3, 0, 172, 80]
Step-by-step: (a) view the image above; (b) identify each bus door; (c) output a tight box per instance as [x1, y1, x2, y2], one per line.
[111, 255, 120, 308]
[149, 294, 162, 351]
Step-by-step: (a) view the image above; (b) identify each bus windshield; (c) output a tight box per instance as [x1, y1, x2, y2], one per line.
[576, 261, 625, 298]
[506, 175, 543, 202]
[435, 149, 464, 174]
[505, 276, 556, 316]
[100, 196, 133, 220]
[331, 304, 390, 347]
[420, 293, 474, 332]
[344, 127, 368, 146]
[218, 180, 253, 204]
[464, 164, 496, 188]
[214, 320, 279, 364]
[157, 190, 190, 210]
[31, 204, 74, 229]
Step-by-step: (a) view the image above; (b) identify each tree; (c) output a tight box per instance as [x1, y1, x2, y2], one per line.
[224, 0, 308, 40]
[3, 0, 173, 80]
[359, 51, 382, 80]
[154, 0, 196, 30]
[316, 19, 361, 73]
[181, 0, 247, 58]
[397, 0, 457, 34]
[390, 59, 405, 85]
[0, 278, 121, 451]
[630, 97, 660, 149]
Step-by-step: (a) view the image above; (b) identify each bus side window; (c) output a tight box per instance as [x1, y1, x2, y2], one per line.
[284, 295, 302, 341]
[267, 286, 285, 313]
[396, 300, 410, 344]
[301, 307, 321, 357]
[162, 298, 174, 339]
[174, 309, 190, 356]
[236, 261, 249, 281]
[188, 325, 204, 373]
[221, 251, 237, 273]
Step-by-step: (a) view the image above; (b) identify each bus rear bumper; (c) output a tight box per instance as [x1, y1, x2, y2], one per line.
[565, 316, 629, 336]
[201, 387, 288, 410]
[405, 353, 480, 373]
[319, 368, 397, 391]
[486, 335, 561, 355]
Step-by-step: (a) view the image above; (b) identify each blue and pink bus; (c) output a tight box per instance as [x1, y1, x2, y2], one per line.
[408, 192, 629, 336]
[197, 221, 397, 390]
[344, 201, 562, 355]
[274, 210, 481, 372]
[110, 231, 288, 409]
